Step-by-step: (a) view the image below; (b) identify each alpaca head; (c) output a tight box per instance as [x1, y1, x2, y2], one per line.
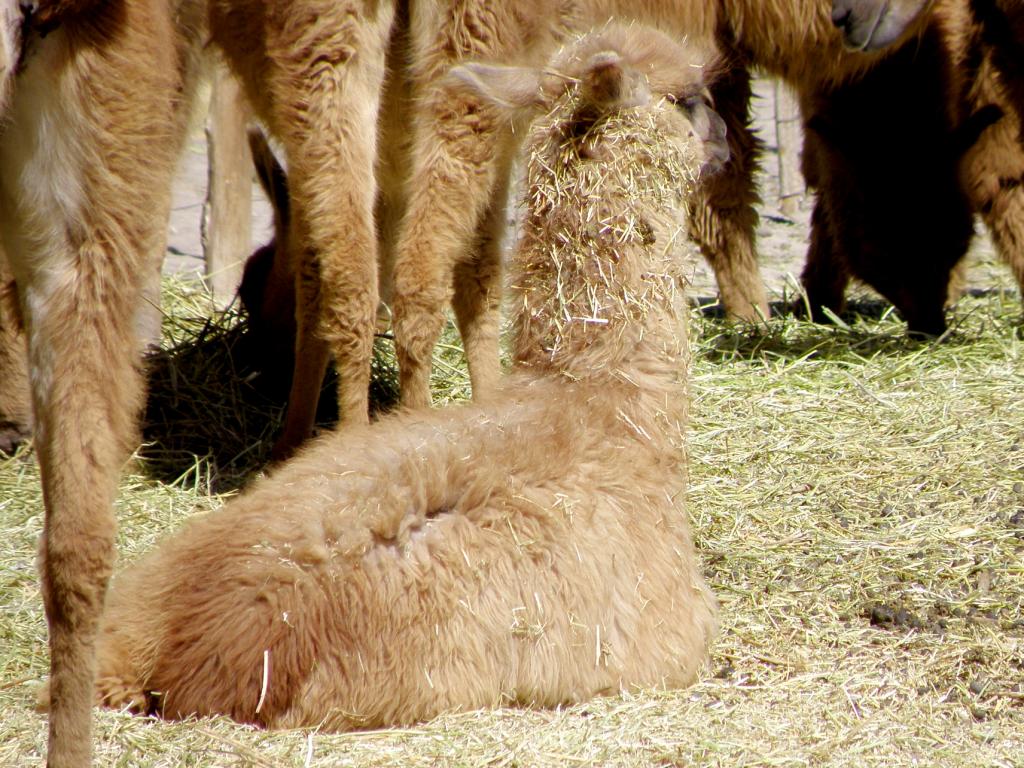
[450, 24, 726, 381]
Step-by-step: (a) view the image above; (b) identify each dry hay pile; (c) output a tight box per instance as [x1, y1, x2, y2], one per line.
[137, 276, 404, 491]
[0, 282, 1022, 764]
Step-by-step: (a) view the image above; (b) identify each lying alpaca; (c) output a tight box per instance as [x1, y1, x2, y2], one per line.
[86, 24, 720, 729]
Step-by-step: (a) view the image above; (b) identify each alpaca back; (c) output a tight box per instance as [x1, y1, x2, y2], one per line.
[96, 382, 716, 728]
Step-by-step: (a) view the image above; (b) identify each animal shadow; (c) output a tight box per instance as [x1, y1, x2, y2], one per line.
[139, 314, 399, 492]
[696, 294, 987, 363]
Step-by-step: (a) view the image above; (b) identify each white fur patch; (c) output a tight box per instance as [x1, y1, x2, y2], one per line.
[0, 28, 88, 280]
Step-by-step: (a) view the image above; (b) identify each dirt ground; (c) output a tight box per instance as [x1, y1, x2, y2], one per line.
[165, 78, 1012, 307]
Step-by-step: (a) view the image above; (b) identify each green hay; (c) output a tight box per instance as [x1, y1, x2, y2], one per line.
[1, 280, 1022, 766]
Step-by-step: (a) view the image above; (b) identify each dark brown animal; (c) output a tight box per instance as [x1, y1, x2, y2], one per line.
[799, 19, 980, 333]
[822, 0, 1024, 329]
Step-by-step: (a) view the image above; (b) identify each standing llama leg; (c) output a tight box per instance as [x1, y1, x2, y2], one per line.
[253, 0, 396, 459]
[449, 167, 512, 402]
[0, 2, 201, 764]
[391, 97, 519, 408]
[390, 0, 546, 408]
[688, 64, 769, 323]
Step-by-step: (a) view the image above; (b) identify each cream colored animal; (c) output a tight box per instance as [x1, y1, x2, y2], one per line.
[85, 24, 720, 730]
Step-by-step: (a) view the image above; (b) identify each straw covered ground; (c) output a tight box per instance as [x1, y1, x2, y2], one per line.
[1, 268, 1022, 765]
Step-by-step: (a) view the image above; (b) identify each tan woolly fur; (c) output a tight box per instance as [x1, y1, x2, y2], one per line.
[81, 23, 721, 732]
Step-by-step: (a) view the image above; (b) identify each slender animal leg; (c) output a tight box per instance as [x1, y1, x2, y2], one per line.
[262, 0, 396, 459]
[688, 65, 770, 324]
[390, 80, 508, 409]
[390, 0, 569, 410]
[450, 140, 517, 402]
[0, 3, 196, 763]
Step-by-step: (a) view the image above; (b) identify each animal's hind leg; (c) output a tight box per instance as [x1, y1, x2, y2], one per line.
[391, 75, 509, 409]
[263, 0, 395, 451]
[688, 65, 770, 324]
[0, 7, 190, 763]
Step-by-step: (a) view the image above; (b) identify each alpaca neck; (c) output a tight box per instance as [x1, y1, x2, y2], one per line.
[510, 236, 691, 389]
[508, 101, 698, 397]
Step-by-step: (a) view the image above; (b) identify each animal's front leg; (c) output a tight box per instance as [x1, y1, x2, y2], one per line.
[0, 2, 192, 761]
[688, 65, 770, 325]
[264, 0, 396, 449]
[450, 138, 518, 404]
[2, 126, 154, 768]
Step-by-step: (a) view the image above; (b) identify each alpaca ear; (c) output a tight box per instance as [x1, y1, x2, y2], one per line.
[446, 62, 544, 111]
[582, 51, 650, 111]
